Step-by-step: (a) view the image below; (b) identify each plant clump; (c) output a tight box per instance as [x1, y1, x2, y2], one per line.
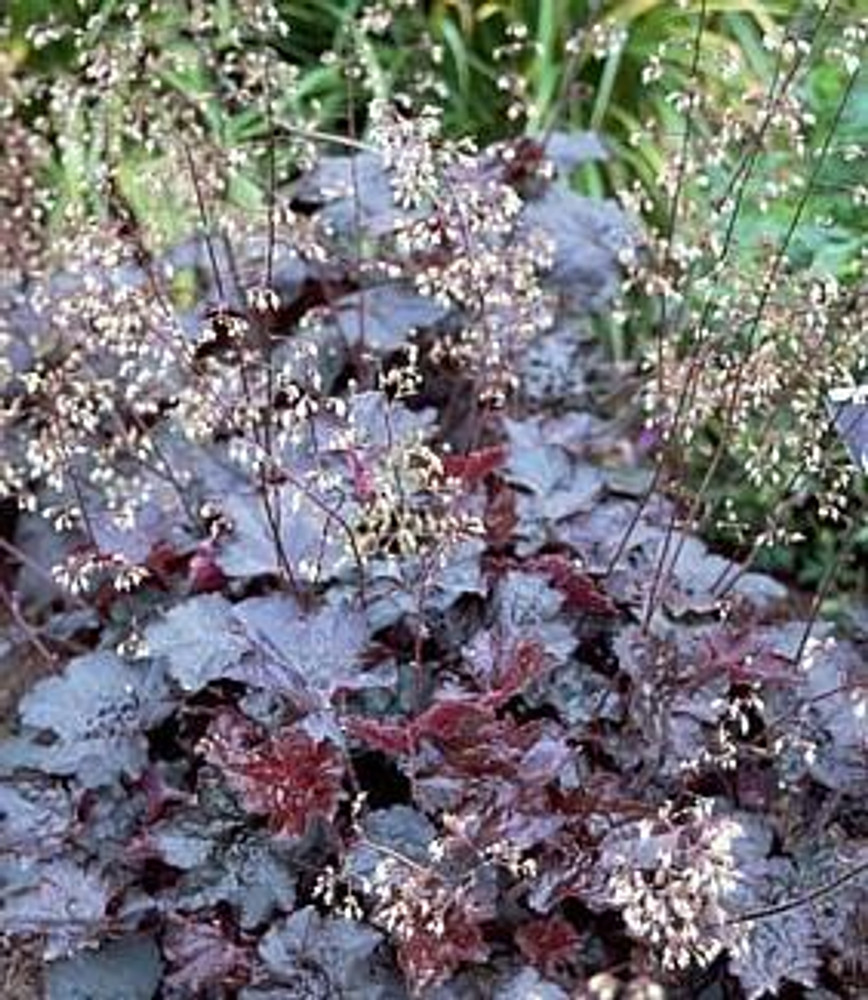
[0, 3, 866, 998]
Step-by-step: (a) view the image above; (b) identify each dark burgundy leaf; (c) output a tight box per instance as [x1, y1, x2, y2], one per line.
[411, 699, 496, 746]
[697, 628, 797, 687]
[465, 632, 548, 706]
[203, 721, 344, 838]
[525, 553, 617, 617]
[145, 540, 187, 584]
[442, 446, 507, 486]
[187, 541, 227, 593]
[490, 638, 547, 705]
[485, 478, 518, 545]
[345, 716, 415, 755]
[395, 901, 488, 993]
[516, 915, 582, 977]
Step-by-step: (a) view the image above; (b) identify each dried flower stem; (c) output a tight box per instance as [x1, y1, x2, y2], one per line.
[607, 1, 836, 580]
[725, 859, 868, 926]
[793, 512, 862, 667]
[0, 580, 57, 665]
[642, 66, 860, 629]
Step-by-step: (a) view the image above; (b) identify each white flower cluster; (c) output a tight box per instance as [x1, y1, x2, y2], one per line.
[369, 97, 447, 210]
[605, 804, 745, 971]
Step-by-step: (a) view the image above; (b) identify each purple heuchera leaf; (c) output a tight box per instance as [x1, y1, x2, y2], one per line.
[232, 594, 379, 702]
[504, 418, 571, 495]
[503, 418, 604, 553]
[727, 858, 823, 999]
[0, 858, 109, 959]
[659, 534, 787, 618]
[89, 497, 185, 565]
[1, 651, 169, 785]
[0, 782, 73, 853]
[46, 935, 163, 1000]
[348, 806, 436, 886]
[495, 967, 569, 1000]
[164, 916, 253, 994]
[146, 594, 250, 692]
[828, 396, 868, 470]
[18, 650, 166, 741]
[492, 571, 576, 668]
[333, 284, 449, 352]
[341, 390, 436, 452]
[146, 593, 380, 706]
[544, 130, 608, 173]
[762, 628, 868, 792]
[518, 321, 590, 406]
[291, 152, 411, 236]
[361, 537, 488, 631]
[521, 186, 633, 312]
[179, 837, 297, 929]
[258, 906, 384, 996]
[216, 484, 347, 582]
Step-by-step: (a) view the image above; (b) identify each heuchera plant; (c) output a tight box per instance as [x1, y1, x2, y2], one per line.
[0, 6, 866, 998]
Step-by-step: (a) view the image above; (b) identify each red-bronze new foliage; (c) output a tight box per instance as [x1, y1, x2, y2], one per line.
[203, 715, 344, 838]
